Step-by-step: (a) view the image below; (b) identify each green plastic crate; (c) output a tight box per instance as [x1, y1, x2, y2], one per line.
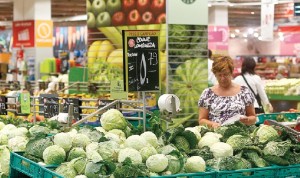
[150, 171, 216, 178]
[257, 113, 300, 125]
[216, 166, 278, 178]
[9, 152, 43, 178]
[41, 165, 63, 178]
[276, 164, 300, 178]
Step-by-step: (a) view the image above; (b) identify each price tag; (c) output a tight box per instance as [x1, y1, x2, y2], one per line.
[61, 98, 80, 121]
[39, 94, 59, 118]
[19, 92, 30, 114]
[123, 30, 160, 92]
[98, 99, 118, 109]
[0, 96, 7, 115]
[110, 80, 127, 100]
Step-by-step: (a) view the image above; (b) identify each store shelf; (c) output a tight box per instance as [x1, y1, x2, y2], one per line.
[268, 94, 300, 101]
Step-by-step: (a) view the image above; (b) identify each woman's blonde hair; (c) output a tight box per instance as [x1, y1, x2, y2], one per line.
[212, 56, 234, 74]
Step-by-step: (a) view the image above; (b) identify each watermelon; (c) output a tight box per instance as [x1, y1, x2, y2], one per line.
[172, 58, 208, 118]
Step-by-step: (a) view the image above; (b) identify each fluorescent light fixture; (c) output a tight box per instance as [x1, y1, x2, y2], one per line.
[230, 33, 236, 38]
[251, 12, 255, 15]
[235, 29, 240, 33]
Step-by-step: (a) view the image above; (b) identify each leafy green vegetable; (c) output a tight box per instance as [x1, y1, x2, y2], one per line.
[263, 155, 289, 166]
[67, 147, 86, 161]
[0, 146, 10, 176]
[189, 147, 214, 161]
[55, 162, 77, 178]
[226, 135, 252, 151]
[28, 125, 50, 137]
[43, 145, 66, 165]
[184, 156, 206, 173]
[207, 156, 251, 171]
[253, 125, 279, 144]
[215, 121, 249, 142]
[84, 160, 116, 178]
[24, 135, 53, 160]
[146, 154, 169, 173]
[243, 150, 269, 168]
[78, 125, 105, 142]
[263, 140, 291, 157]
[98, 141, 120, 161]
[100, 109, 127, 131]
[54, 132, 73, 152]
[113, 158, 150, 178]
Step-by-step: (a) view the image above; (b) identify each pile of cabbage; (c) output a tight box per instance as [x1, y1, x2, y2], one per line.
[2, 108, 300, 178]
[0, 120, 60, 177]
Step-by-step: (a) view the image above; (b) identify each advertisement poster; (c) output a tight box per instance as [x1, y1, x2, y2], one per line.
[13, 20, 35, 48]
[53, 26, 87, 58]
[35, 20, 53, 47]
[208, 26, 229, 54]
[0, 29, 12, 53]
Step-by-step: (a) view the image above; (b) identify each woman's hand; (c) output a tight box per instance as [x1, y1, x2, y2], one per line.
[211, 122, 221, 129]
[239, 116, 256, 125]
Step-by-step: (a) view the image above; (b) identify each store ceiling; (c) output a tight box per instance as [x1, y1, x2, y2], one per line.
[0, 0, 296, 29]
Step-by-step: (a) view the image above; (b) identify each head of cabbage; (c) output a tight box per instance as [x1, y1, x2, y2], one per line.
[100, 109, 127, 131]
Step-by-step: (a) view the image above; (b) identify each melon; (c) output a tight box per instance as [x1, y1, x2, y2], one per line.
[172, 58, 208, 116]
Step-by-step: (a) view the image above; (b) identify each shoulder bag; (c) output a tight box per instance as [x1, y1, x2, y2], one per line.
[241, 75, 265, 114]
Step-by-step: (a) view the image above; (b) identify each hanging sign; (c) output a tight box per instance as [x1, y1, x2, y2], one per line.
[123, 30, 160, 92]
[13, 20, 35, 47]
[261, 1, 274, 41]
[35, 20, 53, 47]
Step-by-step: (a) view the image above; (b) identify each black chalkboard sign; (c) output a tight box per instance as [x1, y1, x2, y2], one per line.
[123, 30, 160, 92]
[39, 94, 59, 118]
[0, 96, 7, 115]
[62, 98, 80, 121]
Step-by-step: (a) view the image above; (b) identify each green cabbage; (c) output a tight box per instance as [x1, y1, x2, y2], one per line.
[146, 154, 168, 173]
[71, 157, 88, 175]
[84, 160, 116, 178]
[8, 136, 28, 152]
[118, 148, 142, 165]
[55, 162, 77, 178]
[139, 146, 157, 162]
[100, 109, 127, 131]
[43, 145, 66, 165]
[67, 147, 86, 161]
[210, 142, 233, 158]
[54, 132, 73, 152]
[125, 135, 148, 151]
[255, 125, 279, 143]
[98, 141, 120, 161]
[140, 131, 159, 148]
[184, 156, 206, 173]
[0, 145, 10, 176]
[72, 133, 91, 148]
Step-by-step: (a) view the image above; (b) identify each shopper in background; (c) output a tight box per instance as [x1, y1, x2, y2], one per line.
[207, 49, 217, 86]
[234, 57, 273, 114]
[198, 56, 256, 128]
[276, 65, 286, 80]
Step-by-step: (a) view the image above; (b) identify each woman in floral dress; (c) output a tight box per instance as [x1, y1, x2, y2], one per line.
[198, 56, 256, 128]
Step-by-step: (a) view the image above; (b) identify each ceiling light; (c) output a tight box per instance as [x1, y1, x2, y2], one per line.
[254, 32, 259, 37]
[235, 29, 240, 33]
[243, 33, 248, 38]
[208, 3, 212, 7]
[258, 36, 262, 40]
[251, 12, 255, 15]
[278, 32, 283, 36]
[230, 33, 236, 38]
[248, 28, 254, 34]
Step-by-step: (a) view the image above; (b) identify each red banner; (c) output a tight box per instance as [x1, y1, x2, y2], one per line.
[13, 20, 35, 48]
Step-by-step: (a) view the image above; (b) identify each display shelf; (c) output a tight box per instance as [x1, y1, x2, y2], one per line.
[268, 94, 300, 101]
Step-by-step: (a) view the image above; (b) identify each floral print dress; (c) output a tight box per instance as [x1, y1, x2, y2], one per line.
[198, 86, 255, 124]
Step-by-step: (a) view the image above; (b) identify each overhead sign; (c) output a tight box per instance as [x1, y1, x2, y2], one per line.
[261, 3, 274, 41]
[13, 20, 35, 47]
[123, 30, 160, 92]
[35, 20, 53, 47]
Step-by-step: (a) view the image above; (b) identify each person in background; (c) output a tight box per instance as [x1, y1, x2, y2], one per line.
[234, 57, 273, 114]
[276, 65, 286, 80]
[207, 49, 217, 86]
[198, 56, 256, 128]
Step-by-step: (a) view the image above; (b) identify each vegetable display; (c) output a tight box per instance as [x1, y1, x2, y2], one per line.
[1, 109, 300, 177]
